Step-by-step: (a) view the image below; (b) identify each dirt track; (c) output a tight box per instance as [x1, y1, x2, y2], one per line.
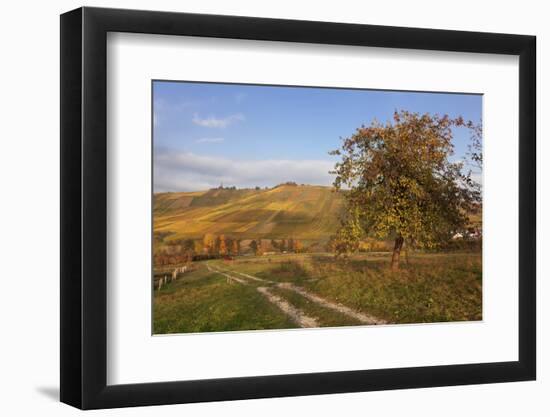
[206, 263, 385, 328]
[257, 287, 319, 328]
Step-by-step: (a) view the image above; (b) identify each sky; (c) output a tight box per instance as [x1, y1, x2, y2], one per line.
[153, 81, 482, 192]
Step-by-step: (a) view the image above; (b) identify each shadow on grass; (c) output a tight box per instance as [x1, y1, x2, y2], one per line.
[309, 254, 390, 274]
[259, 260, 312, 283]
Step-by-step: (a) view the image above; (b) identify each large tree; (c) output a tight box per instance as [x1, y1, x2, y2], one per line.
[330, 110, 481, 270]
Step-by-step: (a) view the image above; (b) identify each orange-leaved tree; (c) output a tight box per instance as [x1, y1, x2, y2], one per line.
[330, 110, 481, 270]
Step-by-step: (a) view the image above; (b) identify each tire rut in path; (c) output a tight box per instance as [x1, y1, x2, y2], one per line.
[206, 264, 247, 284]
[207, 263, 318, 328]
[214, 266, 272, 283]
[277, 282, 386, 325]
[219, 265, 386, 325]
[257, 287, 319, 328]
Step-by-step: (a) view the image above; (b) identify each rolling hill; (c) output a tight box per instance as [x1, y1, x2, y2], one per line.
[153, 184, 345, 243]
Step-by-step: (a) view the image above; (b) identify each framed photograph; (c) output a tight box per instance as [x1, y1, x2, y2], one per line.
[60, 6, 536, 409]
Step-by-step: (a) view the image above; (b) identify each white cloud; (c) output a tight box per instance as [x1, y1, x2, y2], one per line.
[192, 113, 244, 128]
[154, 150, 335, 192]
[195, 137, 225, 144]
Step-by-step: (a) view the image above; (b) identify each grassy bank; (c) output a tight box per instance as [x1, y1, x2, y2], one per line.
[153, 267, 297, 334]
[301, 253, 482, 324]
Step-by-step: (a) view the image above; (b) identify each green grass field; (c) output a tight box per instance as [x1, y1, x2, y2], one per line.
[153, 251, 482, 334]
[153, 266, 297, 334]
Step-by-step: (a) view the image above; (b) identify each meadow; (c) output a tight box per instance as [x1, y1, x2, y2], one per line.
[153, 251, 482, 334]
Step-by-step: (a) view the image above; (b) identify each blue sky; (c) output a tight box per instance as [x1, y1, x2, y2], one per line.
[153, 81, 482, 192]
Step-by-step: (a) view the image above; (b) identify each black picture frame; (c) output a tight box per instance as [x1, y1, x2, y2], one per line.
[60, 6, 536, 410]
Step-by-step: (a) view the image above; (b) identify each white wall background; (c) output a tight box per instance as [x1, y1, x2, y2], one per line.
[0, 0, 546, 415]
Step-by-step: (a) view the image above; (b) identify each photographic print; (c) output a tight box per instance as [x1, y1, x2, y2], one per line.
[152, 81, 482, 335]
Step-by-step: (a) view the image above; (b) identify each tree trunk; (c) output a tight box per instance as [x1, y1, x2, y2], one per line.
[391, 236, 404, 271]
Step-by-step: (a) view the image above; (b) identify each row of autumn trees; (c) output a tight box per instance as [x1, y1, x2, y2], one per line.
[329, 110, 482, 271]
[154, 234, 304, 266]
[202, 234, 240, 256]
[269, 238, 303, 253]
[204, 234, 304, 256]
[154, 235, 239, 266]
